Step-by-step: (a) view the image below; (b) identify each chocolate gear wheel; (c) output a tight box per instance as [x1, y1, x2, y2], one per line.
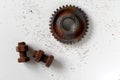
[50, 5, 88, 44]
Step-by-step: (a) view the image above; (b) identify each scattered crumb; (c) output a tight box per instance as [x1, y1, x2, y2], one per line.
[29, 10, 33, 13]
[112, 34, 115, 36]
[51, 74, 54, 77]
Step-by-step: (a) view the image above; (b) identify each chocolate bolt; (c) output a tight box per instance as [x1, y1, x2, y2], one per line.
[33, 50, 54, 67]
[16, 42, 30, 62]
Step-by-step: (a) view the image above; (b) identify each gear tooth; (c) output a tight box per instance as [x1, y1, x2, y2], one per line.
[66, 42, 70, 44]
[69, 42, 73, 45]
[86, 22, 88, 25]
[70, 5, 72, 7]
[63, 5, 65, 8]
[81, 9, 85, 13]
[87, 22, 89, 25]
[56, 8, 59, 11]
[49, 26, 52, 30]
[52, 14, 54, 16]
[84, 32, 86, 36]
[50, 17, 53, 19]
[52, 33, 55, 37]
[71, 42, 74, 45]
[86, 19, 89, 25]
[50, 18, 53, 21]
[75, 6, 79, 9]
[49, 23, 52, 26]
[85, 13, 88, 16]
[49, 21, 51, 23]
[50, 30, 52, 34]
[86, 16, 88, 19]
[81, 10, 84, 14]
[62, 41, 66, 44]
[50, 17, 52, 20]
[82, 36, 85, 38]
[87, 26, 89, 29]
[50, 28, 52, 31]
[86, 18, 88, 21]
[67, 41, 70, 44]
[66, 5, 68, 7]
[86, 19, 88, 23]
[64, 42, 70, 44]
[54, 11, 57, 14]
[79, 8, 82, 11]
[85, 29, 88, 32]
[59, 7, 62, 9]
[83, 13, 86, 17]
[72, 5, 75, 7]
[85, 15, 88, 19]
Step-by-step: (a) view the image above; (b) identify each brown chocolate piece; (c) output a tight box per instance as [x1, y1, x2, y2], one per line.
[33, 50, 54, 67]
[16, 42, 30, 62]
[50, 5, 88, 44]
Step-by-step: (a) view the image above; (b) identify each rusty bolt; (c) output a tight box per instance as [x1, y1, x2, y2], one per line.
[33, 50, 54, 67]
[16, 42, 30, 62]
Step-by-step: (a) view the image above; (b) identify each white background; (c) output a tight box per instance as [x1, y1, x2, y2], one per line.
[0, 0, 120, 80]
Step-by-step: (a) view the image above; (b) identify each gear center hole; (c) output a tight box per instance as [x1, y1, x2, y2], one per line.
[62, 17, 77, 32]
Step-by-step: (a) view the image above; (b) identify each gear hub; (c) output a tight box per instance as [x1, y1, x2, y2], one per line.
[50, 5, 88, 44]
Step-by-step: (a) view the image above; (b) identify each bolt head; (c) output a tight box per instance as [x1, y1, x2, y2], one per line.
[46, 55, 54, 67]
[18, 57, 30, 62]
[16, 45, 28, 52]
[34, 50, 44, 62]
[18, 42, 26, 46]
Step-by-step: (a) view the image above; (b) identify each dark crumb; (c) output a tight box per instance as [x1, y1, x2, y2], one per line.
[112, 34, 114, 35]
[22, 16, 26, 19]
[51, 74, 54, 77]
[29, 10, 33, 13]
[70, 67, 75, 70]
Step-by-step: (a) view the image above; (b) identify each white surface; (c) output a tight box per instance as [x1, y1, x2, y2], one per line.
[0, 0, 120, 80]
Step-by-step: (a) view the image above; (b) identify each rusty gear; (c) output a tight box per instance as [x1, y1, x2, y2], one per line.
[49, 5, 88, 44]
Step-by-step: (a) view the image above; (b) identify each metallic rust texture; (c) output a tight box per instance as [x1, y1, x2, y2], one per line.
[50, 5, 88, 44]
[16, 42, 30, 62]
[33, 50, 54, 67]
